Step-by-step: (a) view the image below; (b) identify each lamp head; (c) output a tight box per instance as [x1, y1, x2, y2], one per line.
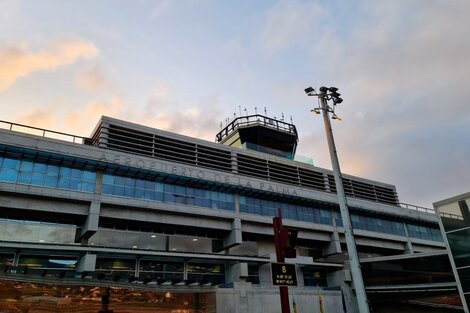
[332, 115, 342, 122]
[310, 108, 321, 115]
[328, 87, 338, 92]
[335, 97, 343, 104]
[304, 87, 315, 95]
[330, 92, 341, 99]
[319, 86, 328, 93]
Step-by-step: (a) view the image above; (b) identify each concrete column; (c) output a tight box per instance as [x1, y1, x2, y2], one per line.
[259, 263, 272, 287]
[322, 231, 342, 256]
[327, 266, 359, 313]
[342, 283, 359, 313]
[296, 265, 305, 287]
[223, 218, 242, 249]
[234, 192, 240, 214]
[79, 200, 100, 240]
[76, 254, 97, 272]
[402, 222, 414, 253]
[135, 258, 140, 277]
[226, 262, 248, 284]
[79, 170, 103, 241]
[12, 251, 20, 267]
[222, 262, 251, 313]
[184, 261, 188, 280]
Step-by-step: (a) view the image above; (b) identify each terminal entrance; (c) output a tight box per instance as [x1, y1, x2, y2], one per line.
[0, 279, 216, 313]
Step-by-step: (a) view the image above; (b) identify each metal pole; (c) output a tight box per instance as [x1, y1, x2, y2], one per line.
[273, 209, 290, 313]
[319, 97, 370, 313]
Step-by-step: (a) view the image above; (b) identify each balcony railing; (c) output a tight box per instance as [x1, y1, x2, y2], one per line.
[215, 114, 298, 143]
[0, 120, 93, 145]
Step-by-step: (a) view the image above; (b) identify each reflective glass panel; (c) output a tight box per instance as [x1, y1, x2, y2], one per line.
[0, 155, 96, 193]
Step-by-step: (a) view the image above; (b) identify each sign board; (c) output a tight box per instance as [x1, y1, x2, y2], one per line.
[271, 263, 297, 287]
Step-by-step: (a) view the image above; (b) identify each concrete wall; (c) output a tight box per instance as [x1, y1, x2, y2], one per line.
[217, 285, 343, 313]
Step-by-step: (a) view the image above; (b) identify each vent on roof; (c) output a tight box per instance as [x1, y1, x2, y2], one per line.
[107, 124, 153, 156]
[327, 174, 398, 205]
[91, 120, 399, 206]
[237, 154, 269, 179]
[298, 168, 327, 191]
[102, 124, 232, 173]
[154, 134, 196, 165]
[268, 161, 300, 185]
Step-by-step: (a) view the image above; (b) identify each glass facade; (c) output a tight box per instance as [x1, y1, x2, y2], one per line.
[240, 196, 333, 225]
[0, 155, 96, 192]
[88, 229, 219, 253]
[406, 223, 443, 242]
[0, 254, 13, 266]
[302, 267, 328, 287]
[351, 214, 405, 236]
[247, 264, 260, 284]
[0, 218, 77, 244]
[187, 263, 225, 284]
[18, 255, 78, 269]
[361, 253, 454, 286]
[435, 195, 470, 310]
[240, 196, 441, 241]
[96, 258, 136, 276]
[140, 260, 184, 280]
[102, 174, 235, 211]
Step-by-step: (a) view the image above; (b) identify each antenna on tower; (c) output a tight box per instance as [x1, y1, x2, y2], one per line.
[244, 108, 248, 115]
[233, 113, 236, 119]
[281, 113, 285, 121]
[239, 105, 242, 116]
[255, 106, 257, 115]
[290, 115, 293, 124]
[220, 122, 223, 130]
[264, 107, 267, 116]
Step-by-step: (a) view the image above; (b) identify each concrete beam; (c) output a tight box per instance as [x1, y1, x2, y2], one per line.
[80, 200, 100, 240]
[223, 218, 242, 249]
[322, 231, 342, 256]
[76, 254, 97, 272]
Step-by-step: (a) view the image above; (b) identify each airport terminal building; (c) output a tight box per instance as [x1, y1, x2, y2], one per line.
[0, 115, 462, 312]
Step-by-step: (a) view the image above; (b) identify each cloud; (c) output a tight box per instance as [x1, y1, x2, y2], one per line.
[12, 79, 221, 143]
[296, 0, 470, 206]
[131, 84, 221, 141]
[152, 0, 174, 18]
[92, 27, 123, 41]
[14, 108, 57, 134]
[62, 96, 125, 135]
[259, 0, 325, 53]
[0, 38, 98, 92]
[75, 67, 109, 93]
[0, 0, 21, 20]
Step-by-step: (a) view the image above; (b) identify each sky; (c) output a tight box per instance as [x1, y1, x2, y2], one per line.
[1, 0, 469, 208]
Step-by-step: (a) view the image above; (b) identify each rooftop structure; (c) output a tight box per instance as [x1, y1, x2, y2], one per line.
[216, 114, 298, 159]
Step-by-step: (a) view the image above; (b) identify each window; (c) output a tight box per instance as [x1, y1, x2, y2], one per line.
[101, 174, 235, 211]
[0, 155, 96, 193]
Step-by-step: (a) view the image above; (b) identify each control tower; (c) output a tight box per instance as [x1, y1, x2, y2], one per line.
[215, 114, 298, 159]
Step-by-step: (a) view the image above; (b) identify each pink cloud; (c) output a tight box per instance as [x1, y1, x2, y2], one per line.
[0, 38, 98, 92]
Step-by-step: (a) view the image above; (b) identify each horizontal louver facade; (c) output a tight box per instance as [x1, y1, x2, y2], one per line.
[92, 120, 399, 206]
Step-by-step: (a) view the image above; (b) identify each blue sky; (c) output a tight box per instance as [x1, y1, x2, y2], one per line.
[1, 0, 469, 207]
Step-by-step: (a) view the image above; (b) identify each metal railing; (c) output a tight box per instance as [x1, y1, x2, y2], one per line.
[399, 202, 435, 214]
[398, 203, 464, 220]
[0, 120, 92, 145]
[215, 114, 298, 143]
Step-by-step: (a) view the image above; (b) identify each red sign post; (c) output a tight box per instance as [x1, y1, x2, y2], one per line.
[273, 208, 298, 313]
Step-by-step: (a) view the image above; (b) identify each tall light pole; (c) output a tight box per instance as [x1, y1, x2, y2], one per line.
[305, 86, 370, 313]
